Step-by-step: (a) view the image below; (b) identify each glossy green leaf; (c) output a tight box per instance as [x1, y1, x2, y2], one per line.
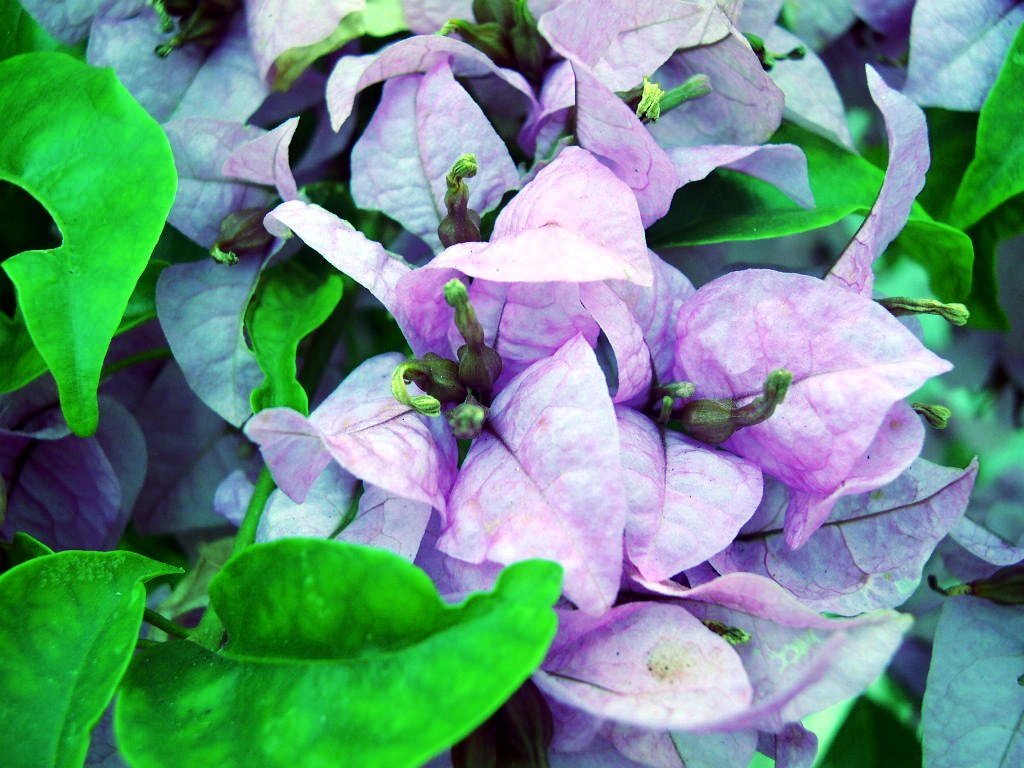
[3, 531, 53, 570]
[0, 52, 176, 435]
[963, 194, 1024, 329]
[950, 25, 1024, 230]
[0, 549, 182, 768]
[918, 109, 978, 223]
[820, 696, 921, 768]
[247, 260, 343, 414]
[0, 0, 63, 61]
[116, 540, 562, 768]
[646, 123, 974, 300]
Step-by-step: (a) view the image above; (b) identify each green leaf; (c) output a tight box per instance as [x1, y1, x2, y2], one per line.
[819, 696, 921, 768]
[962, 194, 1024, 329]
[917, 109, 978, 223]
[116, 540, 562, 768]
[273, 0, 408, 90]
[646, 122, 974, 300]
[3, 531, 53, 569]
[0, 549, 182, 768]
[0, 0, 63, 61]
[949, 24, 1024, 230]
[247, 260, 343, 414]
[0, 52, 176, 435]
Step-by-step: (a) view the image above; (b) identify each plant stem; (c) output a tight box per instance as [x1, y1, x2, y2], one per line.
[100, 347, 172, 379]
[190, 285, 350, 651]
[232, 466, 276, 557]
[143, 607, 191, 639]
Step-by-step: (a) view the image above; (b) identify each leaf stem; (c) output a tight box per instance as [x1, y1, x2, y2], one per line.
[101, 347, 172, 379]
[142, 607, 191, 639]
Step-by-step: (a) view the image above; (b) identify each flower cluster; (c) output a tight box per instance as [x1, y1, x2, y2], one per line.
[3, 1, 1022, 766]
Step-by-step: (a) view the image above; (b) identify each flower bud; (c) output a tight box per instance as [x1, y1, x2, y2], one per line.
[444, 279, 503, 394]
[878, 297, 970, 326]
[438, 155, 483, 247]
[702, 619, 751, 645]
[447, 398, 488, 439]
[912, 402, 952, 429]
[930, 568, 1024, 605]
[211, 206, 274, 264]
[680, 369, 792, 445]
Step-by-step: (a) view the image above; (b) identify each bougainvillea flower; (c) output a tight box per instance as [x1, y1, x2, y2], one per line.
[255, 462, 432, 562]
[245, 352, 456, 509]
[535, 573, 909, 752]
[713, 459, 978, 615]
[903, 0, 1024, 111]
[617, 406, 763, 582]
[536, 0, 732, 91]
[326, 34, 537, 131]
[827, 65, 928, 297]
[438, 335, 626, 614]
[673, 268, 952, 548]
[350, 58, 519, 250]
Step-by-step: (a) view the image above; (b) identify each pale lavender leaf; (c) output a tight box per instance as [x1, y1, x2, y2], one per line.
[246, 0, 366, 81]
[827, 65, 929, 297]
[156, 256, 263, 426]
[606, 252, 695, 386]
[950, 517, 1024, 567]
[648, 34, 785, 148]
[904, 0, 1024, 111]
[256, 462, 356, 540]
[922, 597, 1024, 768]
[0, 398, 135, 550]
[87, 10, 204, 123]
[579, 282, 650, 403]
[326, 35, 537, 130]
[222, 117, 300, 201]
[538, 0, 732, 91]
[572, 61, 679, 226]
[171, 14, 268, 122]
[91, 12, 268, 125]
[163, 119, 271, 247]
[132, 364, 259, 535]
[763, 25, 854, 149]
[851, 0, 915, 37]
[670, 729, 759, 768]
[85, 706, 128, 768]
[607, 726, 687, 768]
[783, 400, 927, 549]
[665, 573, 911, 731]
[714, 458, 978, 616]
[533, 602, 753, 728]
[212, 468, 254, 527]
[92, 397, 148, 523]
[351, 59, 518, 250]
[248, 353, 456, 510]
[673, 269, 951, 547]
[19, 0, 144, 44]
[549, 737, 651, 768]
[617, 407, 763, 582]
[757, 724, 818, 768]
[780, 0, 856, 49]
[736, 0, 785, 36]
[402, 0, 473, 34]
[667, 142, 813, 207]
[439, 336, 626, 614]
